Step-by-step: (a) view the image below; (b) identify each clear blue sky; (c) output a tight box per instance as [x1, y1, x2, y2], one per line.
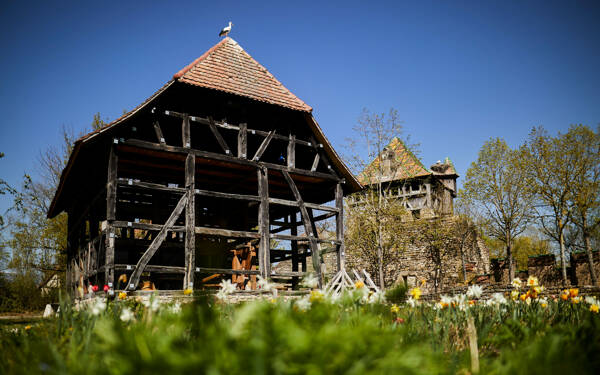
[1, 0, 599, 213]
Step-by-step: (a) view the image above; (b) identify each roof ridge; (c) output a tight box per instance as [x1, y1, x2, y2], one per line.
[173, 37, 230, 79]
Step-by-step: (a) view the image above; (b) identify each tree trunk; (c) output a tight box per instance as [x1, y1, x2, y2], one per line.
[582, 215, 598, 286]
[506, 235, 514, 282]
[558, 226, 568, 286]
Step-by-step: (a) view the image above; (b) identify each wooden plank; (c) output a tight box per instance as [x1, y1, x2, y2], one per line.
[196, 189, 261, 202]
[253, 130, 275, 161]
[268, 197, 339, 213]
[287, 134, 296, 168]
[208, 116, 231, 155]
[121, 139, 341, 182]
[257, 167, 270, 278]
[153, 120, 166, 144]
[182, 114, 191, 148]
[270, 233, 341, 245]
[184, 153, 195, 289]
[117, 179, 186, 194]
[112, 221, 185, 232]
[115, 264, 185, 274]
[336, 183, 345, 271]
[291, 212, 299, 286]
[238, 122, 247, 158]
[195, 267, 260, 276]
[127, 192, 188, 290]
[271, 271, 306, 277]
[194, 226, 260, 239]
[281, 170, 322, 287]
[311, 153, 320, 172]
[105, 144, 118, 287]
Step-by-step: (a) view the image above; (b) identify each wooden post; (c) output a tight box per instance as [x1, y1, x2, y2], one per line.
[425, 181, 432, 208]
[336, 183, 345, 272]
[290, 212, 299, 288]
[281, 170, 322, 287]
[238, 123, 247, 159]
[257, 167, 270, 278]
[182, 114, 191, 148]
[184, 153, 195, 289]
[105, 144, 117, 287]
[287, 134, 296, 168]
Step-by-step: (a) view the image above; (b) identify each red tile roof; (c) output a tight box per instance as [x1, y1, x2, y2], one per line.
[174, 37, 312, 112]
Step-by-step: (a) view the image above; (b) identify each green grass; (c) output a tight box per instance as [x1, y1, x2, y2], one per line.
[1, 292, 599, 374]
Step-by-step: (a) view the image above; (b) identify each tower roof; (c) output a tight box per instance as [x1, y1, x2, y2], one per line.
[174, 37, 312, 112]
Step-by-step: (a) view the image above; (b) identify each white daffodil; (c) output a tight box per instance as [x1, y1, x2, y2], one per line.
[300, 274, 319, 289]
[490, 292, 507, 305]
[256, 276, 275, 292]
[467, 285, 483, 299]
[367, 290, 386, 304]
[406, 296, 418, 307]
[216, 289, 229, 301]
[295, 296, 311, 311]
[511, 278, 522, 289]
[169, 303, 182, 314]
[585, 296, 598, 305]
[219, 279, 237, 295]
[142, 297, 160, 312]
[120, 307, 135, 322]
[90, 299, 107, 316]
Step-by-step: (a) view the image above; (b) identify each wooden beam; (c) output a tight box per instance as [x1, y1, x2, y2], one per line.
[336, 182, 345, 271]
[195, 267, 260, 276]
[291, 212, 299, 286]
[184, 153, 195, 289]
[117, 179, 186, 194]
[257, 167, 270, 278]
[196, 189, 261, 202]
[238, 122, 247, 158]
[115, 264, 185, 274]
[194, 226, 260, 239]
[311, 153, 320, 172]
[268, 197, 339, 213]
[270, 233, 341, 244]
[105, 144, 118, 287]
[281, 170, 322, 287]
[112, 221, 185, 232]
[182, 114, 191, 148]
[287, 134, 296, 168]
[153, 120, 165, 144]
[208, 116, 231, 155]
[127, 192, 188, 290]
[121, 139, 341, 182]
[253, 130, 275, 161]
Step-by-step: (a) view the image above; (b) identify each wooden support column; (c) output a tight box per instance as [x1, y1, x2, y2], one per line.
[183, 153, 195, 289]
[153, 120, 165, 144]
[287, 134, 296, 168]
[290, 212, 299, 288]
[281, 170, 322, 287]
[238, 123, 247, 158]
[336, 183, 345, 271]
[182, 114, 191, 148]
[257, 167, 270, 278]
[425, 182, 432, 208]
[105, 143, 117, 287]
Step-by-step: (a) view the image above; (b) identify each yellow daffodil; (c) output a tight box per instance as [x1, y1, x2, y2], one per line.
[526, 276, 539, 287]
[409, 287, 422, 300]
[183, 288, 193, 295]
[510, 290, 520, 300]
[309, 290, 324, 302]
[25, 325, 31, 330]
[511, 278, 522, 289]
[590, 304, 599, 314]
[533, 285, 543, 295]
[118, 291, 127, 300]
[571, 296, 581, 304]
[569, 288, 579, 298]
[540, 301, 548, 308]
[520, 293, 528, 302]
[391, 304, 400, 314]
[560, 290, 569, 301]
[354, 281, 365, 289]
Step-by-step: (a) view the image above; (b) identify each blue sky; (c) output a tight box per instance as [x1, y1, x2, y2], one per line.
[1, 1, 599, 214]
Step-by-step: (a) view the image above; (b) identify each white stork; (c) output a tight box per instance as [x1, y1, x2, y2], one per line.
[219, 21, 233, 37]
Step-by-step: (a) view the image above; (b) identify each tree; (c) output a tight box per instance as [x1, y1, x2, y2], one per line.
[484, 232, 550, 269]
[566, 125, 600, 285]
[522, 126, 578, 285]
[344, 108, 413, 288]
[460, 138, 533, 281]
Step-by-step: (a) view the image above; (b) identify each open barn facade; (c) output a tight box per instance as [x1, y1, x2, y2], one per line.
[48, 38, 361, 296]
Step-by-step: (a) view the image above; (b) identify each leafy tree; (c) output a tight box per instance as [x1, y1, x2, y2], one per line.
[565, 125, 600, 285]
[485, 232, 550, 269]
[522, 126, 583, 285]
[460, 138, 533, 281]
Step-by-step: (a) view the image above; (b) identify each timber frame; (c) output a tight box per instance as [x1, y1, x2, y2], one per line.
[50, 38, 361, 295]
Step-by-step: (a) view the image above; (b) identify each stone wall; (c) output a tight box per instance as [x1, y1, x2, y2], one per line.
[346, 216, 490, 292]
[571, 251, 600, 286]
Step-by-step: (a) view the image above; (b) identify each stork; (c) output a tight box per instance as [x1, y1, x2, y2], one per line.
[219, 21, 233, 37]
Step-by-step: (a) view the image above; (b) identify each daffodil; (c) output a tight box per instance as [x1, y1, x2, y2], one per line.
[510, 290, 520, 300]
[569, 288, 579, 298]
[590, 304, 599, 314]
[354, 281, 365, 289]
[560, 290, 569, 301]
[120, 307, 135, 322]
[309, 290, 324, 302]
[25, 325, 31, 330]
[511, 278, 522, 290]
[467, 285, 483, 299]
[118, 291, 127, 300]
[294, 296, 311, 311]
[571, 296, 582, 304]
[526, 276, 539, 287]
[300, 274, 318, 289]
[390, 304, 400, 314]
[183, 288, 193, 295]
[409, 287, 422, 300]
